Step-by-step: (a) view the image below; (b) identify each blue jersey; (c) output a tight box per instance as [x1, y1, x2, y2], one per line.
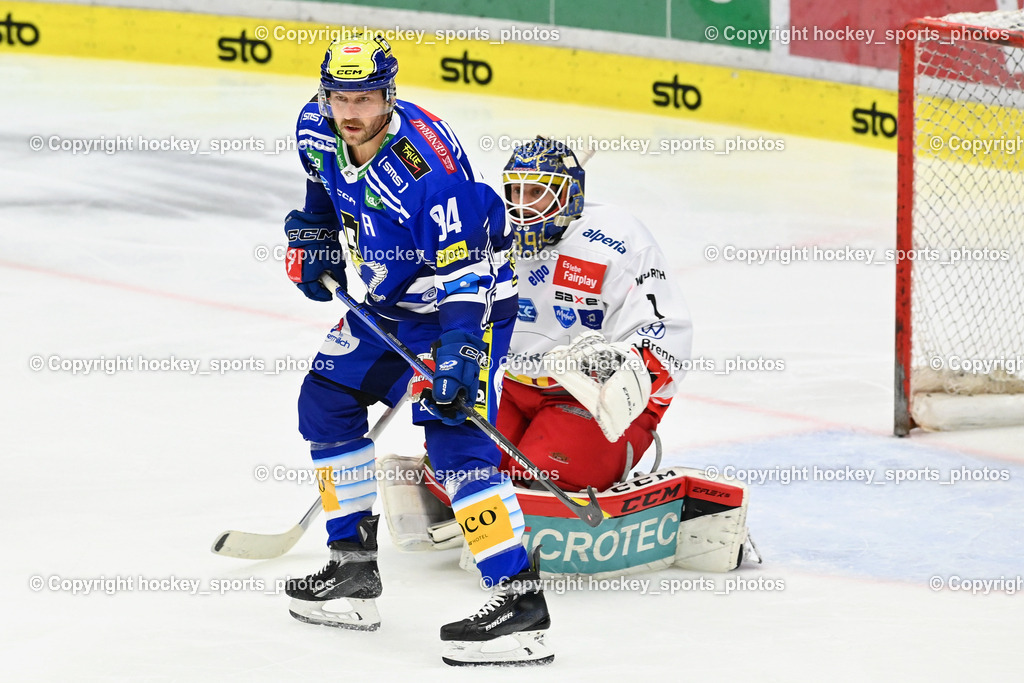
[295, 99, 517, 335]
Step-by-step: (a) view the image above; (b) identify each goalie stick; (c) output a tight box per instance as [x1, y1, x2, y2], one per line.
[210, 396, 406, 559]
[321, 274, 606, 528]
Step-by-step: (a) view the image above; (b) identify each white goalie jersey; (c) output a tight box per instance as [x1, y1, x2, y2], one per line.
[508, 202, 693, 413]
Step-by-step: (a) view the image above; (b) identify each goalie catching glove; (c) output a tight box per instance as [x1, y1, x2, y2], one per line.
[546, 331, 652, 442]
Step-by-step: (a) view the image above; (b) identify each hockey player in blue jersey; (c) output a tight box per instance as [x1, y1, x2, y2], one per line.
[280, 34, 552, 666]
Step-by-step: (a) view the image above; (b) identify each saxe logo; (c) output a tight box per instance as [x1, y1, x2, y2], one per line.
[218, 30, 272, 64]
[852, 102, 897, 138]
[440, 51, 493, 85]
[652, 74, 702, 111]
[554, 290, 599, 306]
[0, 13, 39, 46]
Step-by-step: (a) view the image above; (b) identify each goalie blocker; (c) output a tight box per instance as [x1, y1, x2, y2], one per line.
[378, 454, 757, 577]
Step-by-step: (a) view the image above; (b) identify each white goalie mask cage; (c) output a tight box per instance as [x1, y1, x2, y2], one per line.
[501, 170, 573, 227]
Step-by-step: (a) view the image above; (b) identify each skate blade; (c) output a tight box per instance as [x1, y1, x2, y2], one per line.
[288, 597, 381, 631]
[442, 630, 553, 667]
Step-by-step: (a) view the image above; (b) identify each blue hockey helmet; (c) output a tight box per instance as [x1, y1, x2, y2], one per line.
[318, 33, 398, 118]
[502, 137, 585, 255]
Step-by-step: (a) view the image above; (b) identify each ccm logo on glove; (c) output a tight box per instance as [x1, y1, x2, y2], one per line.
[459, 345, 491, 369]
[286, 228, 339, 242]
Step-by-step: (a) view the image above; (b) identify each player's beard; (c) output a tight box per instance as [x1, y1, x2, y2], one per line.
[338, 114, 388, 149]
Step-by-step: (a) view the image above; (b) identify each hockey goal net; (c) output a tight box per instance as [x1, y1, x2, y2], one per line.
[896, 11, 1024, 434]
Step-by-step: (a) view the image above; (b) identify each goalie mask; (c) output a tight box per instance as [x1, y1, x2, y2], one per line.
[502, 137, 585, 255]
[318, 33, 398, 119]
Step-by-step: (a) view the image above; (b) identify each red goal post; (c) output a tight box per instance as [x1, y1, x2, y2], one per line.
[895, 11, 1024, 435]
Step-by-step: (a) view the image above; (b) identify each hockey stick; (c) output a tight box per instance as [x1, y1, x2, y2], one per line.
[321, 274, 606, 528]
[210, 395, 407, 559]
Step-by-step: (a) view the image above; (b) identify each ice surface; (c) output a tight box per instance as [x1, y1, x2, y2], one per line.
[2, 55, 1022, 682]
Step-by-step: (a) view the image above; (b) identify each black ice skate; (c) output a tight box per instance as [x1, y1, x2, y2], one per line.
[286, 515, 382, 631]
[440, 555, 553, 666]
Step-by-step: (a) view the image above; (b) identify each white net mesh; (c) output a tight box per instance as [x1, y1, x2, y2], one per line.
[908, 11, 1024, 406]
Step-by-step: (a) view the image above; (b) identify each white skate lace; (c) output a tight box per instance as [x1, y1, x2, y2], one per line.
[472, 590, 509, 619]
[310, 559, 338, 582]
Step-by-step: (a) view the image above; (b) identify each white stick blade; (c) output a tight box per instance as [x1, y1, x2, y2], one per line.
[210, 525, 303, 559]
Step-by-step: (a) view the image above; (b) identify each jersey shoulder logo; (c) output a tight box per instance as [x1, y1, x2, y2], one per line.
[410, 118, 456, 174]
[393, 136, 432, 180]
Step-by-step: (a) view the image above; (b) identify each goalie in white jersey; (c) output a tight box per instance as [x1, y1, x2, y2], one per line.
[498, 136, 693, 491]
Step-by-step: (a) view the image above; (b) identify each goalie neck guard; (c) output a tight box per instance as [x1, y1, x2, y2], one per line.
[502, 136, 585, 256]
[317, 33, 398, 119]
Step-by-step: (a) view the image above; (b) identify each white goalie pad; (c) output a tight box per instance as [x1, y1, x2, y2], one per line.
[673, 496, 749, 572]
[545, 331, 652, 442]
[377, 454, 461, 551]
